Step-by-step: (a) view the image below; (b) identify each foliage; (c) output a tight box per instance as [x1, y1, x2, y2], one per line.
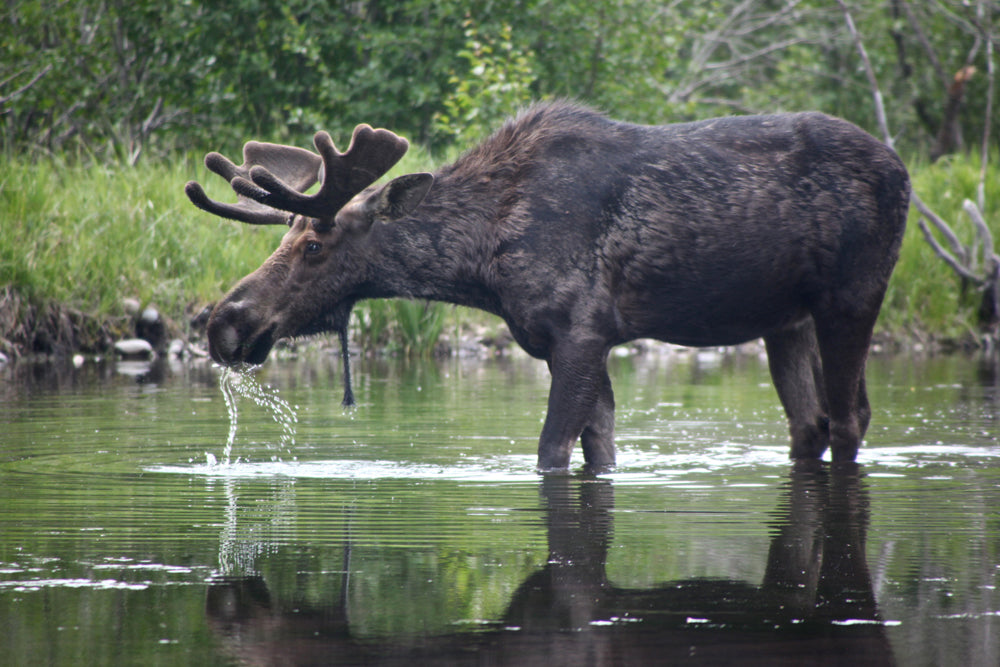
[433, 19, 537, 146]
[3, 1, 1000, 353]
[0, 152, 284, 353]
[879, 152, 1000, 341]
[354, 299, 449, 357]
[3, 1, 997, 160]
[0, 143, 464, 356]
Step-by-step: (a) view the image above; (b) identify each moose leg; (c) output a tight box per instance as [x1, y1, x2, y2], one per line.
[765, 320, 830, 459]
[537, 343, 615, 470]
[857, 374, 871, 439]
[580, 369, 616, 470]
[814, 311, 877, 463]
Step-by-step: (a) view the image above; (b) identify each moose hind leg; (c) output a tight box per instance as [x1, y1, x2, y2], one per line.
[765, 320, 830, 459]
[814, 310, 878, 463]
[857, 374, 871, 439]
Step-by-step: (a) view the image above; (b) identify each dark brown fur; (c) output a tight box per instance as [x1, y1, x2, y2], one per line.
[201, 102, 910, 469]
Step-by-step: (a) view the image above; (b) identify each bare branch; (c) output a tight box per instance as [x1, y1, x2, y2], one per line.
[843, 0, 999, 331]
[898, 0, 950, 87]
[930, 0, 983, 37]
[726, 0, 806, 39]
[0, 64, 53, 106]
[703, 37, 806, 71]
[912, 191, 970, 263]
[836, 0, 894, 148]
[964, 199, 997, 268]
[976, 0, 994, 212]
[666, 1, 833, 109]
[918, 217, 984, 284]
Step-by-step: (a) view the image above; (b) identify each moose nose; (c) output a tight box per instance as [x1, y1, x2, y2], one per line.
[206, 301, 248, 365]
[208, 323, 240, 365]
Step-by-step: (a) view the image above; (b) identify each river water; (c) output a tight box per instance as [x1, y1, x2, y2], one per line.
[1, 348, 998, 665]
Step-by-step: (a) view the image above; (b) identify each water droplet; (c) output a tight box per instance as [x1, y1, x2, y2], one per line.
[217, 366, 298, 464]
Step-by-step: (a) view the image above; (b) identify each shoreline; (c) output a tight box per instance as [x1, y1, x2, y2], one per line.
[2, 292, 995, 369]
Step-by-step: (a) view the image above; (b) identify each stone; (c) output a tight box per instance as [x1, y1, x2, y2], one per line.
[114, 338, 154, 358]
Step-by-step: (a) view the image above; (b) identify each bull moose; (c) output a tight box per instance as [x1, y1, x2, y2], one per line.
[185, 102, 910, 470]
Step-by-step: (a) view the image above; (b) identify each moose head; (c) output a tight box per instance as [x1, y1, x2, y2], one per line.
[185, 126, 434, 404]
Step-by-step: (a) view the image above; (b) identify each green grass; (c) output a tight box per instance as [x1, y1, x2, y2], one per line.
[879, 153, 1000, 343]
[2, 148, 997, 356]
[1, 153, 286, 350]
[0, 146, 479, 356]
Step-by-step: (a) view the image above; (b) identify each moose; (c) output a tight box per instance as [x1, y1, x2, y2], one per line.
[185, 102, 910, 470]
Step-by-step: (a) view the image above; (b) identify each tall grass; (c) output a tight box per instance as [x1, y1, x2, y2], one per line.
[879, 152, 1000, 342]
[354, 299, 451, 356]
[0, 146, 467, 355]
[2, 148, 996, 356]
[1, 154, 284, 336]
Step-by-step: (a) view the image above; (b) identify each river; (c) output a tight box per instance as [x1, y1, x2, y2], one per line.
[1, 348, 998, 665]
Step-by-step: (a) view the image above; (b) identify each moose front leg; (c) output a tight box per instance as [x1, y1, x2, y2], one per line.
[537, 343, 615, 470]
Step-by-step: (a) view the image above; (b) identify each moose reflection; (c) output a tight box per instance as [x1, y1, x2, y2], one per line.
[207, 465, 894, 666]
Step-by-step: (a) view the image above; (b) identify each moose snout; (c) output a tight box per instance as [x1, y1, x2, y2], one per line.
[206, 319, 240, 366]
[206, 300, 275, 366]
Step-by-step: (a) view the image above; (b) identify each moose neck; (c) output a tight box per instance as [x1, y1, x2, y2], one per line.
[361, 170, 505, 315]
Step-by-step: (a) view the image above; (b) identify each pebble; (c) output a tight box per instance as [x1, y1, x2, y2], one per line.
[168, 339, 186, 358]
[114, 338, 154, 358]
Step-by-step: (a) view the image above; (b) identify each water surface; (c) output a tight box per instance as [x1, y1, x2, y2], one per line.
[1, 350, 998, 665]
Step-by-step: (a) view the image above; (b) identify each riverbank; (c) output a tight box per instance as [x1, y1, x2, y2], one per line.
[1, 151, 997, 363]
[1, 285, 992, 372]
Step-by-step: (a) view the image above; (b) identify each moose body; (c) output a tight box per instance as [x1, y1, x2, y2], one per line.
[186, 102, 910, 469]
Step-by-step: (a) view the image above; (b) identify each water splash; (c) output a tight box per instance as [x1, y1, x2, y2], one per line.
[216, 366, 298, 465]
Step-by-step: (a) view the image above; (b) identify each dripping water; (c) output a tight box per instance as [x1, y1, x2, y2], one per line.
[216, 365, 298, 465]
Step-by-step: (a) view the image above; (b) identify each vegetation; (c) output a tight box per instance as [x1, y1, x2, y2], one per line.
[1, 148, 994, 358]
[5, 1, 996, 159]
[1, 1, 998, 357]
[0, 153, 280, 354]
[880, 153, 1000, 344]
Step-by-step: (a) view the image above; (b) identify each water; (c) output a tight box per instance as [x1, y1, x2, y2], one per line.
[217, 366, 298, 464]
[1, 349, 998, 665]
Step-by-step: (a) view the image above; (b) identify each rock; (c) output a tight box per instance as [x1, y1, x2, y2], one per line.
[114, 338, 154, 358]
[168, 338, 186, 358]
[136, 305, 167, 350]
[122, 298, 141, 315]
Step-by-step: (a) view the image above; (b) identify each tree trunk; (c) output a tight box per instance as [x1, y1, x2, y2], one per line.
[930, 66, 976, 161]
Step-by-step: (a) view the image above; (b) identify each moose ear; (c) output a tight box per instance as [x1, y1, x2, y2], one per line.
[370, 173, 434, 222]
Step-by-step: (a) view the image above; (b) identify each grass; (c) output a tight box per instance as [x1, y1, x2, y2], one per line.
[1, 147, 997, 357]
[0, 145, 483, 357]
[879, 152, 1000, 343]
[1, 153, 286, 353]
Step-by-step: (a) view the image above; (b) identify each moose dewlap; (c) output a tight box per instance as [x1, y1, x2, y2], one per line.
[186, 102, 910, 470]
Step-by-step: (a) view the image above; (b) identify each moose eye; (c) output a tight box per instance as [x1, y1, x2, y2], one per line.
[304, 241, 322, 255]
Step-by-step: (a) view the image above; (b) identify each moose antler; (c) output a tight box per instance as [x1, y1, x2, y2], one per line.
[185, 142, 322, 225]
[184, 125, 410, 225]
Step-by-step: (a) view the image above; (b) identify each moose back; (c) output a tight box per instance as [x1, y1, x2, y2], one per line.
[186, 102, 910, 470]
